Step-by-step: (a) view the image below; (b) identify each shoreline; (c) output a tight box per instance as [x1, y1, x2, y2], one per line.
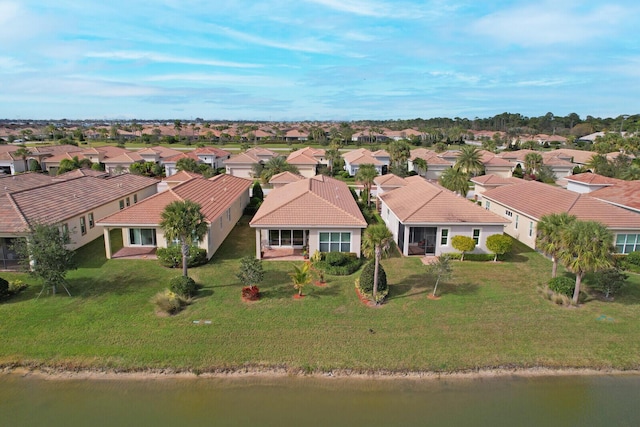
[3, 365, 640, 382]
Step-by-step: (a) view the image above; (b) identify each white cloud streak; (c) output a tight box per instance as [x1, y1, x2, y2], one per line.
[85, 51, 261, 68]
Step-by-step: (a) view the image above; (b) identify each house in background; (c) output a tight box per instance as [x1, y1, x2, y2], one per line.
[224, 147, 279, 178]
[407, 148, 453, 180]
[482, 180, 640, 253]
[97, 174, 252, 260]
[286, 147, 327, 178]
[378, 176, 508, 256]
[374, 173, 408, 197]
[471, 174, 522, 199]
[250, 175, 367, 259]
[342, 148, 386, 176]
[268, 171, 304, 189]
[101, 152, 145, 174]
[565, 172, 623, 194]
[588, 180, 640, 214]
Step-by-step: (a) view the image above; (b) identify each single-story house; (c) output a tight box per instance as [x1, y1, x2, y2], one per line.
[193, 147, 231, 170]
[101, 152, 145, 174]
[378, 176, 508, 256]
[269, 171, 305, 189]
[407, 148, 453, 180]
[342, 148, 386, 176]
[1, 174, 158, 268]
[250, 175, 367, 259]
[286, 147, 327, 178]
[97, 174, 252, 260]
[482, 180, 640, 253]
[374, 173, 408, 196]
[588, 180, 640, 214]
[565, 172, 623, 194]
[224, 147, 279, 178]
[471, 174, 522, 199]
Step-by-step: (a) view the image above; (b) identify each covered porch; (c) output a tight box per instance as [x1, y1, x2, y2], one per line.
[112, 246, 157, 260]
[401, 226, 438, 256]
[0, 236, 22, 271]
[255, 228, 308, 260]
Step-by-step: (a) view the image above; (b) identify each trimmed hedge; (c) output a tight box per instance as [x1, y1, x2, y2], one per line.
[548, 276, 575, 297]
[313, 252, 362, 276]
[157, 246, 208, 269]
[169, 276, 198, 297]
[443, 252, 495, 262]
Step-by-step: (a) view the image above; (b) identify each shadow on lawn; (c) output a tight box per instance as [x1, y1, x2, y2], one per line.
[65, 274, 142, 297]
[387, 273, 430, 300]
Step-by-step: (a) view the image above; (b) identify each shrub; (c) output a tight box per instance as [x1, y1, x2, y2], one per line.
[157, 246, 207, 269]
[152, 289, 190, 315]
[486, 234, 513, 261]
[357, 260, 388, 302]
[592, 268, 628, 299]
[241, 286, 260, 301]
[626, 251, 640, 266]
[314, 252, 362, 276]
[169, 276, 198, 297]
[8, 280, 28, 295]
[252, 181, 264, 201]
[0, 277, 8, 298]
[451, 235, 476, 261]
[548, 276, 575, 297]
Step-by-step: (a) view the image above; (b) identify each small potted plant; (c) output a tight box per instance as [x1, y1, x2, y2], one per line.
[302, 245, 309, 259]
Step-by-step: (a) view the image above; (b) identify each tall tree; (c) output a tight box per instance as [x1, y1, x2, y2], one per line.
[523, 152, 544, 176]
[259, 156, 299, 183]
[439, 167, 470, 197]
[455, 146, 483, 176]
[160, 200, 208, 277]
[176, 157, 200, 173]
[355, 163, 378, 206]
[412, 157, 428, 176]
[559, 220, 614, 305]
[361, 224, 394, 303]
[536, 213, 577, 278]
[13, 223, 76, 296]
[388, 140, 411, 169]
[13, 146, 31, 172]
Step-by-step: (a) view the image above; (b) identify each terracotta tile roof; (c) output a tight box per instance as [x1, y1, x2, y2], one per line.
[53, 168, 110, 180]
[0, 173, 55, 195]
[497, 149, 537, 162]
[380, 177, 508, 225]
[546, 148, 596, 165]
[98, 175, 251, 226]
[371, 149, 390, 158]
[43, 152, 88, 163]
[250, 175, 366, 228]
[471, 174, 521, 186]
[287, 147, 325, 165]
[84, 145, 130, 159]
[482, 180, 640, 229]
[224, 147, 278, 165]
[31, 144, 83, 156]
[269, 171, 305, 184]
[101, 151, 144, 164]
[3, 174, 157, 232]
[193, 146, 231, 158]
[162, 151, 199, 163]
[565, 173, 622, 186]
[162, 170, 202, 183]
[342, 148, 383, 166]
[374, 173, 408, 187]
[409, 148, 453, 165]
[589, 181, 640, 213]
[137, 146, 183, 159]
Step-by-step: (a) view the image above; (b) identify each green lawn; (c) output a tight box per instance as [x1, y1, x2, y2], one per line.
[1, 221, 639, 374]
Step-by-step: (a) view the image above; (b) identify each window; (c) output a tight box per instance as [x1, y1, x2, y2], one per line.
[133, 194, 138, 204]
[616, 234, 640, 254]
[529, 222, 533, 237]
[119, 200, 125, 210]
[62, 223, 69, 235]
[485, 201, 490, 210]
[88, 213, 95, 229]
[80, 216, 87, 235]
[319, 232, 351, 252]
[440, 229, 449, 246]
[472, 229, 480, 245]
[515, 215, 519, 229]
[268, 230, 304, 246]
[129, 228, 156, 246]
[126, 197, 131, 207]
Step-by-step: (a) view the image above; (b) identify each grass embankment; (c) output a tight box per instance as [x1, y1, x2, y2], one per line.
[1, 221, 639, 374]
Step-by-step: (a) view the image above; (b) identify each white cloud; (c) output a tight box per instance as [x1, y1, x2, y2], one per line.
[209, 25, 337, 54]
[144, 73, 293, 87]
[85, 51, 261, 68]
[304, 0, 437, 19]
[471, 3, 627, 46]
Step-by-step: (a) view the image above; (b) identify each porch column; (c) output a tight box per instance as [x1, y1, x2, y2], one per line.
[103, 227, 112, 259]
[255, 229, 261, 259]
[403, 225, 409, 256]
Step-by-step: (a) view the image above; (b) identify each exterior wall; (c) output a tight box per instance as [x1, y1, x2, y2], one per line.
[206, 190, 249, 257]
[295, 164, 317, 178]
[345, 162, 383, 176]
[67, 184, 158, 250]
[566, 181, 608, 194]
[483, 198, 536, 249]
[484, 166, 513, 178]
[256, 226, 363, 257]
[163, 163, 178, 177]
[225, 164, 254, 178]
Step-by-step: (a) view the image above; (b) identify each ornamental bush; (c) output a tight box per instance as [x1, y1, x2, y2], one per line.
[548, 276, 575, 297]
[314, 252, 362, 276]
[152, 289, 189, 315]
[0, 277, 8, 298]
[626, 251, 640, 266]
[157, 246, 207, 269]
[358, 260, 387, 295]
[169, 275, 198, 297]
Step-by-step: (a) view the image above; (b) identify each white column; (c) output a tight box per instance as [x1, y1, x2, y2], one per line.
[103, 227, 112, 259]
[255, 229, 261, 259]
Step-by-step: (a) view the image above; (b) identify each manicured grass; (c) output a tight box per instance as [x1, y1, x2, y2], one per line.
[1, 221, 639, 373]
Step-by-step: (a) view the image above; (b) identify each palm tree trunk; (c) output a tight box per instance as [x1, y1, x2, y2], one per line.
[551, 256, 558, 278]
[373, 247, 380, 302]
[572, 273, 583, 305]
[182, 242, 189, 277]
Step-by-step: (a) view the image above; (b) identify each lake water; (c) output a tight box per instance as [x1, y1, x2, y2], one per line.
[1, 373, 639, 426]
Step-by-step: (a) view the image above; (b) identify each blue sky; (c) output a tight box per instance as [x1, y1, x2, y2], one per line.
[1, 0, 639, 121]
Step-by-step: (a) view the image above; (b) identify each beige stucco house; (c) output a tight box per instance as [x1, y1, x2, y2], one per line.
[250, 175, 367, 259]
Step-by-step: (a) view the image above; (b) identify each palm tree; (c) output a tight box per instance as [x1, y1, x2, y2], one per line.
[388, 140, 411, 169]
[290, 262, 312, 297]
[455, 146, 483, 176]
[160, 200, 208, 277]
[362, 224, 394, 303]
[13, 146, 31, 172]
[412, 157, 428, 177]
[259, 156, 299, 183]
[325, 144, 342, 174]
[173, 120, 182, 139]
[536, 213, 577, 278]
[523, 152, 543, 176]
[439, 167, 470, 197]
[355, 163, 378, 206]
[559, 220, 614, 305]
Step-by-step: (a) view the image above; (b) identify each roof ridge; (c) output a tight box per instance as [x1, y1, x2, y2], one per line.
[5, 193, 30, 229]
[308, 188, 364, 224]
[566, 192, 583, 213]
